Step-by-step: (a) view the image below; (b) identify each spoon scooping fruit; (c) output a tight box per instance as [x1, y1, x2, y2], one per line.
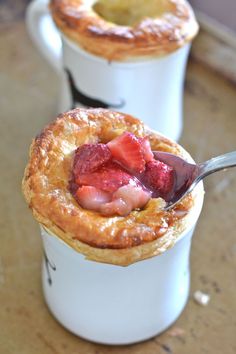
[154, 151, 236, 210]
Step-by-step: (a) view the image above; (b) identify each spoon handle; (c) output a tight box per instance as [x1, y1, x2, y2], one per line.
[199, 151, 236, 179]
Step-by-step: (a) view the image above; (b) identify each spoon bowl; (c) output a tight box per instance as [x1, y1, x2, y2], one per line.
[154, 151, 236, 210]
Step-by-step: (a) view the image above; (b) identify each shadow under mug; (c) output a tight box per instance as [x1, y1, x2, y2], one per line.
[26, 0, 192, 142]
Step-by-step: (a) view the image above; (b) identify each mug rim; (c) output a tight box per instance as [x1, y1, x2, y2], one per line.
[61, 33, 190, 68]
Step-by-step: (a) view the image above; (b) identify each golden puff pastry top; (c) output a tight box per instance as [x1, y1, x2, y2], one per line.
[50, 0, 199, 61]
[22, 108, 203, 266]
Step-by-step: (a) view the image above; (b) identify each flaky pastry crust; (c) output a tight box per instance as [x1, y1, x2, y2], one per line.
[50, 0, 199, 61]
[22, 108, 203, 266]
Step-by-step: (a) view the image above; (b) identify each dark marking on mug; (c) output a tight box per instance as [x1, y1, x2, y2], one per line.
[44, 250, 56, 286]
[65, 68, 125, 109]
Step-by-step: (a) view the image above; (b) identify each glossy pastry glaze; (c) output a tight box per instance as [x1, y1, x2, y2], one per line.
[50, 0, 199, 61]
[22, 108, 203, 265]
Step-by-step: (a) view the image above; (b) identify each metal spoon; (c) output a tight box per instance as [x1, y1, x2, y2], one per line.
[153, 151, 236, 210]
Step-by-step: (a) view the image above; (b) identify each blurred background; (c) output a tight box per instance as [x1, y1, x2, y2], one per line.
[190, 0, 236, 32]
[1, 0, 236, 31]
[0, 0, 236, 32]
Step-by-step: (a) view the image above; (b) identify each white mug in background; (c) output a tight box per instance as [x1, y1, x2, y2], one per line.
[26, 0, 198, 142]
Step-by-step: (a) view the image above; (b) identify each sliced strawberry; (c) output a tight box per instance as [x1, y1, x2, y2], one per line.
[139, 137, 154, 162]
[140, 160, 175, 200]
[73, 143, 111, 176]
[75, 186, 112, 211]
[107, 132, 145, 174]
[76, 162, 137, 193]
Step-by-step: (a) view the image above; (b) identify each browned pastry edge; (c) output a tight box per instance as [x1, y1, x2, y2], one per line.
[22, 108, 204, 266]
[49, 0, 199, 61]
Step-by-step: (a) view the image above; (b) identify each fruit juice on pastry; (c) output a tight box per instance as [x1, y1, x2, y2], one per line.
[22, 108, 204, 344]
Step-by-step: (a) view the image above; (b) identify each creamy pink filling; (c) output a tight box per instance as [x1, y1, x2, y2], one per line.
[76, 184, 151, 216]
[71, 132, 174, 216]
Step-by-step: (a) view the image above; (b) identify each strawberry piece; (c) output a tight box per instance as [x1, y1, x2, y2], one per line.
[75, 186, 112, 211]
[139, 137, 154, 162]
[140, 160, 175, 200]
[107, 132, 145, 174]
[76, 163, 137, 193]
[73, 143, 111, 176]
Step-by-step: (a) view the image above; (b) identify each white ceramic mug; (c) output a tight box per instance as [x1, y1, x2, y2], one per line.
[40, 181, 203, 345]
[26, 0, 193, 142]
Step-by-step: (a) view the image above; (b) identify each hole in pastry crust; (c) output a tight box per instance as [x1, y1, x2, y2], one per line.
[93, 0, 170, 26]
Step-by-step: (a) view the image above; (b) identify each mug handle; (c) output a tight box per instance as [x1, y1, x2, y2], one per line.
[26, 0, 62, 73]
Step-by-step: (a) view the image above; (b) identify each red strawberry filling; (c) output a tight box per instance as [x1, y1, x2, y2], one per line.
[73, 143, 111, 175]
[139, 137, 154, 162]
[70, 132, 175, 216]
[107, 132, 146, 174]
[76, 162, 139, 193]
[140, 160, 175, 200]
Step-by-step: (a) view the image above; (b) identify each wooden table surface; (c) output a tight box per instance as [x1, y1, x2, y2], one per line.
[0, 2, 236, 354]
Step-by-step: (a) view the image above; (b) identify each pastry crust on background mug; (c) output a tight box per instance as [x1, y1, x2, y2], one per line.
[26, 0, 199, 141]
